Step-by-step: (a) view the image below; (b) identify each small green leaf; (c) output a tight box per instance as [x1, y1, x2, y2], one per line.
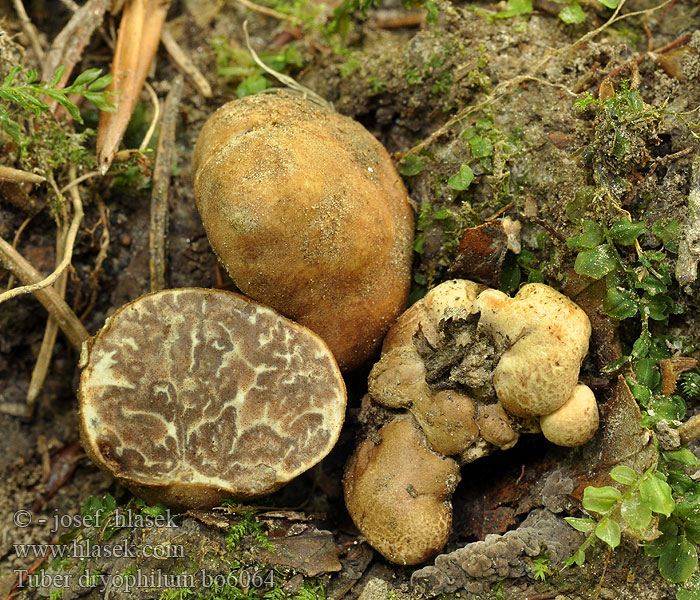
[493, 0, 532, 18]
[432, 207, 452, 220]
[610, 465, 637, 485]
[677, 589, 700, 600]
[414, 234, 425, 254]
[3, 65, 20, 87]
[567, 220, 604, 249]
[658, 535, 698, 583]
[425, 0, 438, 24]
[632, 334, 652, 359]
[602, 354, 630, 373]
[639, 473, 675, 517]
[664, 448, 699, 467]
[236, 73, 270, 97]
[48, 65, 66, 88]
[398, 155, 425, 176]
[565, 517, 596, 533]
[69, 67, 103, 89]
[652, 218, 680, 253]
[609, 219, 645, 245]
[685, 521, 700, 546]
[648, 394, 686, 421]
[630, 383, 651, 404]
[500, 263, 521, 295]
[595, 518, 621, 548]
[448, 164, 474, 190]
[87, 73, 113, 92]
[645, 520, 679, 557]
[567, 548, 586, 566]
[559, 3, 586, 23]
[475, 117, 493, 131]
[583, 485, 622, 514]
[574, 245, 617, 279]
[638, 275, 668, 295]
[636, 357, 659, 387]
[620, 492, 652, 531]
[603, 287, 638, 319]
[468, 135, 493, 158]
[646, 294, 673, 321]
[597, 0, 620, 8]
[527, 269, 544, 283]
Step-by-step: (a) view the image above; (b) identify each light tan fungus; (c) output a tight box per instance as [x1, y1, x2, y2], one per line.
[540, 384, 599, 447]
[411, 389, 479, 456]
[349, 278, 597, 565]
[475, 402, 519, 450]
[192, 91, 414, 371]
[344, 415, 460, 566]
[473, 284, 592, 417]
[78, 288, 346, 509]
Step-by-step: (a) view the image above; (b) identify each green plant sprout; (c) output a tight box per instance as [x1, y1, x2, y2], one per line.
[566, 216, 682, 374]
[531, 548, 553, 581]
[567, 454, 700, 584]
[0, 65, 113, 145]
[210, 37, 303, 98]
[226, 511, 274, 553]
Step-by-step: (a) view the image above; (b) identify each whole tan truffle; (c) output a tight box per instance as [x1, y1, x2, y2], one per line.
[344, 416, 460, 566]
[540, 384, 599, 447]
[78, 288, 346, 509]
[192, 91, 414, 371]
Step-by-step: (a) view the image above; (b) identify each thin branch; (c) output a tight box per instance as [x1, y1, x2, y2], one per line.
[0, 166, 45, 184]
[0, 169, 84, 307]
[161, 23, 212, 98]
[149, 74, 183, 292]
[139, 81, 160, 152]
[0, 236, 89, 350]
[11, 0, 45, 63]
[233, 0, 297, 23]
[59, 170, 102, 194]
[26, 224, 69, 411]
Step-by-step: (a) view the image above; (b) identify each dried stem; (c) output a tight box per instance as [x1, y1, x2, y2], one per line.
[680, 415, 700, 446]
[233, 0, 297, 22]
[140, 82, 161, 152]
[26, 224, 69, 410]
[0, 235, 89, 350]
[161, 23, 212, 98]
[0, 170, 84, 306]
[149, 75, 183, 292]
[11, 0, 45, 62]
[0, 166, 46, 184]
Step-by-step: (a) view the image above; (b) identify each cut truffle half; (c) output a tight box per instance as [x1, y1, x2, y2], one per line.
[78, 288, 346, 508]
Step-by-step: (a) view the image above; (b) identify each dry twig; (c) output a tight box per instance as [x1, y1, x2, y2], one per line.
[161, 23, 212, 98]
[78, 200, 110, 321]
[0, 235, 89, 350]
[149, 74, 183, 292]
[41, 0, 111, 87]
[11, 0, 45, 62]
[0, 166, 45, 184]
[233, 0, 297, 22]
[0, 170, 84, 307]
[25, 224, 69, 413]
[97, 0, 170, 173]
